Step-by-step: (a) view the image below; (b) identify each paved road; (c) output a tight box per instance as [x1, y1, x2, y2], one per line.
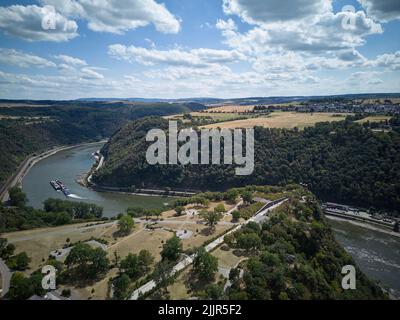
[0, 258, 12, 298]
[130, 199, 286, 300]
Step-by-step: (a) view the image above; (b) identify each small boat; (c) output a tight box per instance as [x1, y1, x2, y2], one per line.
[50, 180, 61, 191]
[55, 180, 65, 189]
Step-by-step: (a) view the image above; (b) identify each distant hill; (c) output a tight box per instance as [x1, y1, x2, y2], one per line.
[0, 101, 206, 187]
[93, 116, 400, 214]
[2, 93, 399, 107]
[73, 93, 400, 106]
[75, 97, 224, 105]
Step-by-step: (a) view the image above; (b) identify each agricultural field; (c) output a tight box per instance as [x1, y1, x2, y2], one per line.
[201, 112, 349, 129]
[165, 111, 253, 123]
[0, 102, 52, 108]
[356, 115, 392, 124]
[205, 105, 255, 113]
[360, 98, 400, 105]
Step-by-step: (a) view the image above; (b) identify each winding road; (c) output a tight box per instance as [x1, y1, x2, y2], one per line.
[0, 258, 11, 298]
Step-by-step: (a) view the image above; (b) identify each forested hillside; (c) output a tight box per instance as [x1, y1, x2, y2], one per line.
[94, 116, 400, 214]
[225, 191, 387, 300]
[0, 101, 205, 187]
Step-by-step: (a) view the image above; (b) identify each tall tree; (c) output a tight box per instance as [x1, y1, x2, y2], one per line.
[138, 249, 154, 273]
[202, 211, 222, 230]
[153, 260, 175, 295]
[241, 191, 253, 204]
[161, 235, 182, 262]
[113, 274, 130, 300]
[119, 253, 140, 279]
[8, 251, 31, 271]
[118, 215, 134, 235]
[65, 243, 109, 280]
[8, 187, 27, 208]
[193, 247, 218, 281]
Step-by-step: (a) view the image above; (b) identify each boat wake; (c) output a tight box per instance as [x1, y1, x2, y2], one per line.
[68, 194, 85, 200]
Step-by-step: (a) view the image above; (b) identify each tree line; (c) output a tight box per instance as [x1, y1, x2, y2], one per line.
[94, 116, 400, 215]
[0, 188, 105, 232]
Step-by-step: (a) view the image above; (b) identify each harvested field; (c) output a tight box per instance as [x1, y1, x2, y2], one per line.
[164, 112, 253, 122]
[206, 105, 255, 113]
[356, 115, 392, 124]
[201, 112, 349, 129]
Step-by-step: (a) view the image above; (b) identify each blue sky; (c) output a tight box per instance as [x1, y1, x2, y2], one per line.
[0, 0, 399, 99]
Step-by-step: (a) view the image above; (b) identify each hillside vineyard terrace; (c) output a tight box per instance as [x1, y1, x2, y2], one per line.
[146, 121, 254, 175]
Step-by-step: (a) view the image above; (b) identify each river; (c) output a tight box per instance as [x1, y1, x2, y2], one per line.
[328, 218, 400, 298]
[22, 142, 172, 217]
[21, 143, 400, 298]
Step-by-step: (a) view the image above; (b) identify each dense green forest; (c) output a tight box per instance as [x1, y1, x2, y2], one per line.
[94, 116, 400, 214]
[225, 193, 387, 300]
[0, 101, 205, 186]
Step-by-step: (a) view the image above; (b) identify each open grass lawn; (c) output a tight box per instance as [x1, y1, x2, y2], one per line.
[167, 268, 193, 300]
[74, 268, 118, 300]
[106, 226, 173, 262]
[151, 222, 232, 251]
[4, 221, 117, 274]
[212, 248, 245, 269]
[3, 199, 239, 299]
[201, 112, 349, 129]
[167, 266, 227, 300]
[4, 201, 235, 273]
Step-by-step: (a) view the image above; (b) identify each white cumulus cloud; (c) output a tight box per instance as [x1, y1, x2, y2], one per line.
[358, 0, 400, 22]
[0, 48, 56, 68]
[41, 0, 181, 34]
[222, 0, 332, 25]
[0, 5, 78, 42]
[108, 44, 246, 68]
[53, 54, 87, 66]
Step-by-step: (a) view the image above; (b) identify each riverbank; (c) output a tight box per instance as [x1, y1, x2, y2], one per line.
[78, 148, 198, 198]
[0, 140, 107, 203]
[329, 218, 400, 299]
[22, 143, 173, 216]
[327, 215, 400, 238]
